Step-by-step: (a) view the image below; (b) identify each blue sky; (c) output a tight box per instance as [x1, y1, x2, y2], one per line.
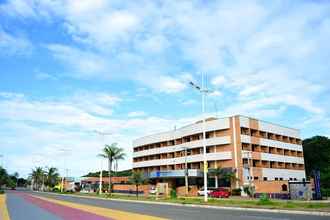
[0, 0, 330, 177]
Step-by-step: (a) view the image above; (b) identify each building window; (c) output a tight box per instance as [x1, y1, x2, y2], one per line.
[281, 184, 288, 191]
[280, 178, 283, 181]
[275, 177, 279, 181]
[254, 176, 259, 180]
[263, 177, 268, 181]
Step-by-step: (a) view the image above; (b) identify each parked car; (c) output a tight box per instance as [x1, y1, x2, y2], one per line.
[197, 187, 216, 196]
[209, 188, 230, 198]
[149, 186, 157, 194]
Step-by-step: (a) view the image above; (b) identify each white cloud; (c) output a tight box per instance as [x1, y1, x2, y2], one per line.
[212, 76, 226, 87]
[0, 92, 201, 177]
[181, 99, 197, 106]
[35, 72, 58, 81]
[0, 0, 37, 18]
[136, 73, 187, 93]
[209, 90, 222, 97]
[46, 44, 107, 78]
[128, 111, 146, 118]
[0, 92, 24, 99]
[0, 28, 33, 56]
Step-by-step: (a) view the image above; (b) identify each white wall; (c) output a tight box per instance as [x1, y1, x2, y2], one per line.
[239, 116, 250, 128]
[133, 151, 232, 168]
[259, 138, 303, 151]
[133, 136, 231, 158]
[260, 153, 304, 164]
[241, 135, 303, 151]
[258, 121, 300, 138]
[133, 117, 230, 147]
[239, 115, 300, 139]
[262, 168, 306, 180]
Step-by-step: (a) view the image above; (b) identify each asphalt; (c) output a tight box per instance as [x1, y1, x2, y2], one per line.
[6, 191, 60, 220]
[28, 192, 329, 220]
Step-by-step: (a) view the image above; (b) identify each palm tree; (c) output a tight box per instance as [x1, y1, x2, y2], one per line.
[45, 167, 60, 189]
[223, 170, 239, 192]
[208, 167, 226, 188]
[129, 171, 147, 198]
[98, 143, 126, 194]
[31, 167, 45, 191]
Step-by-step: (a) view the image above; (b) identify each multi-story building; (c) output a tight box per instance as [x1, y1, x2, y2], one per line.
[132, 115, 306, 194]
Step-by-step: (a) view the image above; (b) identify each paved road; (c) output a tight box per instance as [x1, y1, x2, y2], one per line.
[3, 190, 329, 220]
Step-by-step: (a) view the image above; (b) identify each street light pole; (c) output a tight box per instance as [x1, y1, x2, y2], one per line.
[57, 148, 71, 193]
[181, 146, 189, 196]
[93, 130, 112, 195]
[189, 72, 210, 202]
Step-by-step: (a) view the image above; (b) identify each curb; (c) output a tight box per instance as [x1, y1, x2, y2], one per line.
[36, 191, 330, 217]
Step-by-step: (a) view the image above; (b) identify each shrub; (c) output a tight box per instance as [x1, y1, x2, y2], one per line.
[0, 189, 4, 194]
[170, 188, 177, 199]
[258, 193, 272, 205]
[321, 188, 330, 198]
[231, 188, 242, 196]
[243, 186, 255, 197]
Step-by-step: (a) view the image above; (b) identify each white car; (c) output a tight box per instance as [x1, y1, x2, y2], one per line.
[197, 187, 216, 196]
[149, 186, 157, 194]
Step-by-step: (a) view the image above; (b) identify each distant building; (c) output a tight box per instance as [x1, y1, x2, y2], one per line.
[132, 115, 306, 195]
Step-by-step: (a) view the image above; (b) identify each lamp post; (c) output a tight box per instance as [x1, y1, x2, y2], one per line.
[189, 72, 211, 202]
[180, 146, 189, 196]
[93, 130, 112, 195]
[57, 148, 71, 193]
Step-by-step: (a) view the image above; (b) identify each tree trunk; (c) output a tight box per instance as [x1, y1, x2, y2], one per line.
[136, 184, 139, 199]
[108, 159, 112, 194]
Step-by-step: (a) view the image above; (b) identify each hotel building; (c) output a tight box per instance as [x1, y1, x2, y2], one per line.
[132, 115, 306, 194]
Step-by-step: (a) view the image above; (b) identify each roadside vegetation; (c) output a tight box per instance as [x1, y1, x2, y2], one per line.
[0, 166, 27, 193]
[30, 167, 60, 191]
[58, 191, 330, 212]
[303, 136, 330, 198]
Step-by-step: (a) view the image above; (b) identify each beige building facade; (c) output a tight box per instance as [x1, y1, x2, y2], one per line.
[132, 115, 306, 193]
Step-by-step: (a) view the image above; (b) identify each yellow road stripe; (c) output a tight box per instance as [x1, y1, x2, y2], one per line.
[32, 195, 168, 220]
[0, 194, 11, 220]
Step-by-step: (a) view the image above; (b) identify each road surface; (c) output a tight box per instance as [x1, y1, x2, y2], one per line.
[1, 190, 328, 220]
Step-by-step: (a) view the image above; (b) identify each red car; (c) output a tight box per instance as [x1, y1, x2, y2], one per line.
[209, 188, 230, 198]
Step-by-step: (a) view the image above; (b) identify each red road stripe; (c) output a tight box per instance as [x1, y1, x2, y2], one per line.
[17, 192, 113, 220]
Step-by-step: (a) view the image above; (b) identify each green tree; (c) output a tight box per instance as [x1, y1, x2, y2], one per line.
[45, 167, 60, 189]
[209, 167, 226, 187]
[303, 136, 330, 194]
[223, 171, 239, 192]
[129, 171, 147, 198]
[98, 143, 126, 194]
[209, 167, 239, 190]
[0, 166, 8, 189]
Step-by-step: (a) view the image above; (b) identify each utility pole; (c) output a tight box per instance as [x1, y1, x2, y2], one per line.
[189, 72, 211, 202]
[57, 148, 71, 193]
[93, 130, 112, 195]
